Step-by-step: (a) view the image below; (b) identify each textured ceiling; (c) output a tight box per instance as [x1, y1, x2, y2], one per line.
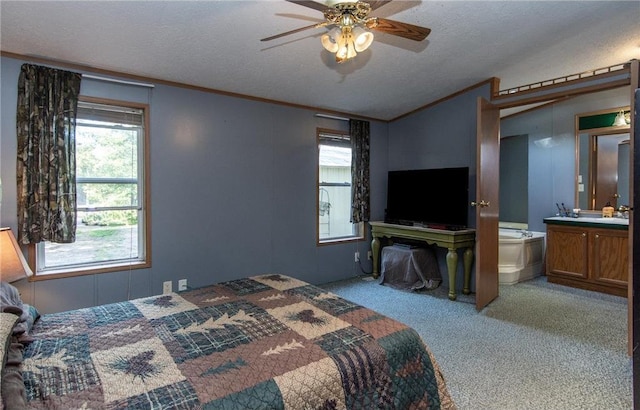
[1, 1, 639, 121]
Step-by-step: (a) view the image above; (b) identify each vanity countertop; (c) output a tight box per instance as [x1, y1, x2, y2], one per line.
[543, 216, 629, 230]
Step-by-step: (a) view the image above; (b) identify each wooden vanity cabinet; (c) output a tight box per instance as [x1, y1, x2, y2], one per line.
[546, 223, 628, 297]
[591, 228, 629, 289]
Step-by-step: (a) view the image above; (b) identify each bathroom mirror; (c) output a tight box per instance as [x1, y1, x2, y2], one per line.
[575, 106, 631, 210]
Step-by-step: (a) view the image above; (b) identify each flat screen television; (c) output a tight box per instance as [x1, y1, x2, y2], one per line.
[385, 167, 469, 230]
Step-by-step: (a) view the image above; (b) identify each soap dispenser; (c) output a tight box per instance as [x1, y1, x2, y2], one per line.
[602, 202, 614, 218]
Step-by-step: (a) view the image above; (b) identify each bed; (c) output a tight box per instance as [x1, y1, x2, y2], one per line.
[1, 274, 455, 409]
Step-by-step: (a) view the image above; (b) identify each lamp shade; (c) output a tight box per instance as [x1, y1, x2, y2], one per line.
[321, 27, 341, 53]
[352, 26, 374, 52]
[0, 228, 33, 283]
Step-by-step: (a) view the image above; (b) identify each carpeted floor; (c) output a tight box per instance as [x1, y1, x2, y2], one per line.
[320, 275, 632, 410]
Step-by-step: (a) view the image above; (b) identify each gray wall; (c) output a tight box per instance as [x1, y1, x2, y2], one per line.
[387, 84, 492, 293]
[387, 85, 492, 225]
[500, 135, 528, 224]
[1, 56, 388, 313]
[501, 86, 630, 233]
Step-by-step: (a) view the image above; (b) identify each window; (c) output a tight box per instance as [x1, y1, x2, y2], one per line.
[317, 129, 364, 243]
[33, 98, 150, 277]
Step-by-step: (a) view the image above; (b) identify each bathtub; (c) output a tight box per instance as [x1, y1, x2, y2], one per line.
[498, 228, 546, 285]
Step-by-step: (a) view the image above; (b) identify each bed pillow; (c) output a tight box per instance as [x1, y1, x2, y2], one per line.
[0, 312, 18, 365]
[0, 312, 20, 408]
[0, 282, 40, 341]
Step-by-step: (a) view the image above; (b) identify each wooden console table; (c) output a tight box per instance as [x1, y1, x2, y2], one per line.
[370, 222, 476, 300]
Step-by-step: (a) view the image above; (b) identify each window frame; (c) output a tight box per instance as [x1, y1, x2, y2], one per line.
[317, 128, 364, 246]
[28, 96, 151, 280]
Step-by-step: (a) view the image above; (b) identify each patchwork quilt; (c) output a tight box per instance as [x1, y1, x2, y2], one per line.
[21, 274, 455, 409]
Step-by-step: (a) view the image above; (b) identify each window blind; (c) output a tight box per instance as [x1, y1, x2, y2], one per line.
[77, 101, 144, 127]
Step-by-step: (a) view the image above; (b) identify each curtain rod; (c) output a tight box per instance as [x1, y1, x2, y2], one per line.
[315, 113, 349, 122]
[82, 74, 155, 88]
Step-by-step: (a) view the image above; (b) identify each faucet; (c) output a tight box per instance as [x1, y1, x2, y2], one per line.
[617, 205, 630, 219]
[518, 230, 533, 238]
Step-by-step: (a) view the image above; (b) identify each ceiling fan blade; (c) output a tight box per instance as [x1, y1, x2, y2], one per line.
[368, 17, 431, 41]
[366, 0, 393, 11]
[285, 0, 329, 13]
[261, 22, 326, 42]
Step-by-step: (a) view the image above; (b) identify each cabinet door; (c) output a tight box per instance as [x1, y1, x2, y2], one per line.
[592, 229, 629, 287]
[547, 225, 588, 279]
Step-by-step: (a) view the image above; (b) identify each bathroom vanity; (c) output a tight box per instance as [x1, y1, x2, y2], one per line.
[544, 216, 629, 297]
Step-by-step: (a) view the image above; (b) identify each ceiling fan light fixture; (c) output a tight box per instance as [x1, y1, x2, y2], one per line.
[352, 26, 374, 52]
[335, 26, 357, 63]
[262, 1, 432, 64]
[321, 27, 341, 53]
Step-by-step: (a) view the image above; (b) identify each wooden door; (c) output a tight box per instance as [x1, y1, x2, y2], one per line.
[630, 77, 638, 380]
[475, 97, 500, 310]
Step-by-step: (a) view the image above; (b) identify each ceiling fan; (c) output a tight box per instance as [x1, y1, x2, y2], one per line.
[261, 0, 431, 63]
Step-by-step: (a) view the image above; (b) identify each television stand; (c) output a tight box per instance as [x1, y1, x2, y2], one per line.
[370, 221, 476, 301]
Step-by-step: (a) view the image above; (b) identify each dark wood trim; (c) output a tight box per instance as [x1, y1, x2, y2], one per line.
[629, 59, 639, 407]
[496, 64, 628, 96]
[498, 80, 630, 110]
[492, 66, 631, 109]
[390, 77, 499, 122]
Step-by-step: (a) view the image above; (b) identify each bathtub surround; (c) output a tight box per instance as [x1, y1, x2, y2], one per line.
[498, 228, 545, 285]
[321, 275, 631, 409]
[497, 221, 528, 231]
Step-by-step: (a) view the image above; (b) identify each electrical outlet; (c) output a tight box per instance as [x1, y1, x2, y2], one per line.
[355, 252, 360, 262]
[367, 250, 372, 260]
[178, 279, 188, 291]
[163, 281, 172, 294]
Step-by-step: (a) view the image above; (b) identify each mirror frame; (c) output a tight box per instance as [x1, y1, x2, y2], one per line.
[574, 105, 631, 210]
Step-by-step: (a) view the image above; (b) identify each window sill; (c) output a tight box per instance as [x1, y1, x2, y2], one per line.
[318, 236, 365, 246]
[30, 260, 150, 281]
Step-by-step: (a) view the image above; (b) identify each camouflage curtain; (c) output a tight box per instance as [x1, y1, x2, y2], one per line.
[350, 119, 370, 223]
[16, 64, 82, 244]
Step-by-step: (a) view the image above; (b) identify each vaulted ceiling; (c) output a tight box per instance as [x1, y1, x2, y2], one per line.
[1, 1, 638, 121]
